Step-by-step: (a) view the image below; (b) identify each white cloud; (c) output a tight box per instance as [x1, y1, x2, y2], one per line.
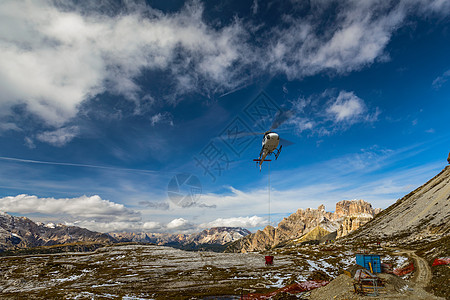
[24, 137, 36, 149]
[69, 221, 142, 233]
[193, 144, 444, 222]
[36, 126, 80, 147]
[150, 112, 173, 126]
[166, 218, 195, 230]
[199, 216, 266, 229]
[326, 91, 365, 123]
[143, 221, 162, 230]
[0, 143, 441, 233]
[287, 90, 377, 136]
[0, 194, 140, 221]
[0, 194, 170, 233]
[1, 0, 449, 137]
[266, 0, 450, 79]
[416, 0, 450, 14]
[57, 219, 163, 233]
[251, 0, 259, 15]
[0, 0, 249, 130]
[432, 69, 450, 89]
[0, 122, 21, 133]
[0, 1, 105, 127]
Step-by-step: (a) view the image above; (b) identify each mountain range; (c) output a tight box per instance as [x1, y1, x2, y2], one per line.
[0, 211, 114, 252]
[1, 161, 448, 255]
[225, 199, 381, 253]
[110, 227, 251, 251]
[0, 201, 379, 253]
[0, 212, 250, 253]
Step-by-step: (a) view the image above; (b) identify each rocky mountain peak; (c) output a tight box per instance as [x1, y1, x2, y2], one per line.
[226, 199, 381, 253]
[334, 199, 375, 218]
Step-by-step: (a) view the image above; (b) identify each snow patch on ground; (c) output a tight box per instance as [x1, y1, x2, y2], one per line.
[232, 276, 257, 280]
[384, 255, 409, 268]
[340, 255, 356, 268]
[52, 274, 84, 282]
[92, 283, 121, 288]
[306, 259, 334, 273]
[263, 273, 292, 288]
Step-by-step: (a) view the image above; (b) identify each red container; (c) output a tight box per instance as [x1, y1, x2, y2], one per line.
[265, 255, 274, 265]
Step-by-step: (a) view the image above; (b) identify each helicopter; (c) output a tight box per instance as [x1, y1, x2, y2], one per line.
[253, 131, 282, 170]
[251, 110, 294, 171]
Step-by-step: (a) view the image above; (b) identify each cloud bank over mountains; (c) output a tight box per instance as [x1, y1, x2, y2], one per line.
[0, 194, 266, 233]
[0, 144, 444, 233]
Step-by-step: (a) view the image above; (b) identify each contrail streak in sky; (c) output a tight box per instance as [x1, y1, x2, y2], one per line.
[0, 156, 160, 174]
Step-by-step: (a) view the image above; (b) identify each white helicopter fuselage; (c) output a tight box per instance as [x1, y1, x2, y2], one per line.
[257, 132, 280, 169]
[262, 132, 279, 155]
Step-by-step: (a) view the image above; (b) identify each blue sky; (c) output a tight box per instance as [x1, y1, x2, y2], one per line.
[0, 0, 449, 233]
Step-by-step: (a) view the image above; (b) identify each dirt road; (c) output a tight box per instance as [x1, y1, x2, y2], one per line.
[393, 249, 431, 288]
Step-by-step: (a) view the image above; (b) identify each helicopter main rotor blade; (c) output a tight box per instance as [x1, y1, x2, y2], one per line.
[279, 137, 294, 147]
[221, 131, 264, 140]
[270, 110, 295, 131]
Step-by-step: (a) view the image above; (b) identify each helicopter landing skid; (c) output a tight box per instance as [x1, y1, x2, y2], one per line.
[274, 145, 282, 160]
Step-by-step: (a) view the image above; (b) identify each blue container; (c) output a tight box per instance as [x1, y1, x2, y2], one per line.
[356, 254, 381, 273]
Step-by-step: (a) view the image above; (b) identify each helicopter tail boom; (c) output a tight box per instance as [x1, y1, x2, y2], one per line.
[253, 158, 272, 171]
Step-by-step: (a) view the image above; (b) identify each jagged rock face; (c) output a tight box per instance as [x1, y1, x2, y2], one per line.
[274, 208, 335, 246]
[0, 211, 115, 252]
[345, 165, 450, 244]
[226, 200, 380, 253]
[336, 215, 374, 238]
[334, 199, 376, 218]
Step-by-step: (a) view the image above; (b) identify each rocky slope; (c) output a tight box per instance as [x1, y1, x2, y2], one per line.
[110, 227, 251, 251]
[344, 165, 450, 245]
[0, 211, 115, 252]
[226, 200, 380, 253]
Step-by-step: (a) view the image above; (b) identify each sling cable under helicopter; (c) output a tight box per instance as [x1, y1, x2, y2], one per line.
[249, 111, 295, 265]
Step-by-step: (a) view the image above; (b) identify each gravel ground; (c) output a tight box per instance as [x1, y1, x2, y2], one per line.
[309, 273, 444, 300]
[0, 244, 325, 299]
[0, 244, 444, 299]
